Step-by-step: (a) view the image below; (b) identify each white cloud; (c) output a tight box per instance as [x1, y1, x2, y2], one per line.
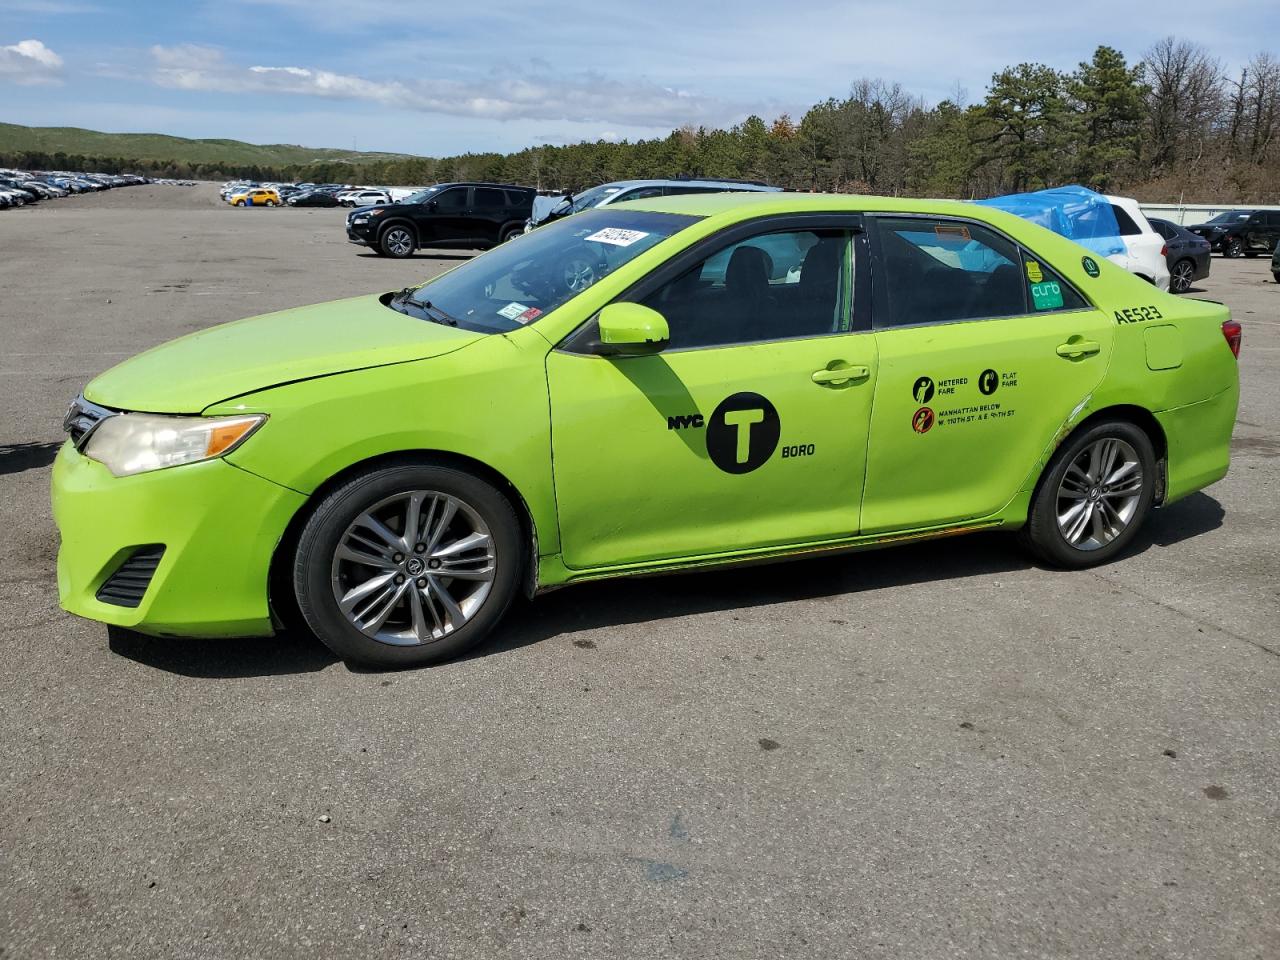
[148, 44, 739, 130]
[0, 38, 64, 85]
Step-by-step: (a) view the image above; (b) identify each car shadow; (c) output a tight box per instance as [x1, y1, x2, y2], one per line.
[106, 493, 1225, 679]
[0, 441, 61, 476]
[354, 252, 475, 261]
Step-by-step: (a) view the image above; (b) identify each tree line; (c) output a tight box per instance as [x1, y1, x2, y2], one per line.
[3, 38, 1276, 202]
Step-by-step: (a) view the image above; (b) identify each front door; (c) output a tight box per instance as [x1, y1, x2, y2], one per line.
[420, 186, 474, 246]
[860, 215, 1115, 533]
[547, 222, 877, 569]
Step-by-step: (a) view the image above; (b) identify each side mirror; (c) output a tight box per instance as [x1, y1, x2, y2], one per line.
[427, 199, 438, 211]
[592, 303, 670, 357]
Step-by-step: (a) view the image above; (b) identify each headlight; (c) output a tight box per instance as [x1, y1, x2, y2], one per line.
[84, 413, 265, 477]
[352, 215, 369, 224]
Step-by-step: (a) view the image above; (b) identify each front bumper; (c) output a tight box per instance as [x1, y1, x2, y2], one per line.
[346, 223, 374, 245]
[52, 443, 307, 637]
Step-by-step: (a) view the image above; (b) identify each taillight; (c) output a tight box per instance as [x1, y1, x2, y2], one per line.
[1160, 244, 1167, 257]
[1222, 319, 1242, 358]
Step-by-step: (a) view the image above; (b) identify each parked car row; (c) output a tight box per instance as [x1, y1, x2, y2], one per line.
[1186, 209, 1280, 258]
[0, 168, 155, 209]
[220, 180, 402, 208]
[343, 178, 785, 258]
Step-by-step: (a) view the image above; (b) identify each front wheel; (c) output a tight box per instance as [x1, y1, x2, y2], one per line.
[379, 225, 415, 258]
[1224, 237, 1244, 258]
[1169, 258, 1196, 293]
[1020, 420, 1156, 568]
[293, 463, 523, 667]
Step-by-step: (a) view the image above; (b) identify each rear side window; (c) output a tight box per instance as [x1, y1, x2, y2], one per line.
[871, 218, 1027, 327]
[473, 188, 505, 209]
[1019, 254, 1087, 312]
[1265, 212, 1280, 226]
[614, 187, 665, 202]
[1109, 204, 1143, 235]
[504, 190, 531, 207]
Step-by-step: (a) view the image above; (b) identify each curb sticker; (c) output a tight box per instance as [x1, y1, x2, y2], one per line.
[585, 228, 650, 247]
[911, 407, 935, 434]
[1031, 280, 1064, 311]
[1081, 256, 1100, 278]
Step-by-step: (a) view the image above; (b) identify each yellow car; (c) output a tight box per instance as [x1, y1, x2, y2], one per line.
[229, 188, 281, 207]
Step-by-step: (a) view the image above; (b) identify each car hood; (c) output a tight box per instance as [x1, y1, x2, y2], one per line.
[347, 203, 401, 216]
[1188, 223, 1226, 232]
[84, 294, 483, 413]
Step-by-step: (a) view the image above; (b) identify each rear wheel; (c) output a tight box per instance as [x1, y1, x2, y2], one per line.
[265, 200, 276, 207]
[500, 224, 522, 244]
[1170, 258, 1196, 293]
[1020, 419, 1156, 568]
[379, 225, 416, 258]
[1224, 237, 1244, 258]
[293, 463, 523, 667]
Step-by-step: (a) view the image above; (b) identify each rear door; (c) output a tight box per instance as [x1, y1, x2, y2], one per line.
[860, 215, 1115, 533]
[471, 187, 508, 244]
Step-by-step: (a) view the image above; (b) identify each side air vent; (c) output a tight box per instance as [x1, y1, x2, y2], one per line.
[96, 545, 165, 608]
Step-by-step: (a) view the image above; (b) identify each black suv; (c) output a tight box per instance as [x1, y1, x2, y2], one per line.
[347, 182, 535, 258]
[1186, 209, 1280, 258]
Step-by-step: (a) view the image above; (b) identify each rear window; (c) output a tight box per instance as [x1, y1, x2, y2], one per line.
[1109, 204, 1143, 236]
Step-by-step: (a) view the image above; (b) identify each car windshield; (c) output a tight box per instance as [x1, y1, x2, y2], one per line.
[559, 184, 623, 215]
[393, 209, 700, 333]
[401, 186, 442, 204]
[1207, 212, 1250, 224]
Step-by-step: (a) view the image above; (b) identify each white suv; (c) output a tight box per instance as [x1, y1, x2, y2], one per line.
[1105, 195, 1170, 291]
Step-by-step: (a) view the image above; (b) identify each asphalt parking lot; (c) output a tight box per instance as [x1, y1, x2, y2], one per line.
[1, 183, 1278, 960]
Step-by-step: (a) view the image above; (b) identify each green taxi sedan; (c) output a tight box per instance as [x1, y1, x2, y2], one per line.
[52, 194, 1242, 667]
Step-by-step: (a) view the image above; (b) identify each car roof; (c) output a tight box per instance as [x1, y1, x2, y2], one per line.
[615, 191, 992, 220]
[599, 179, 779, 191]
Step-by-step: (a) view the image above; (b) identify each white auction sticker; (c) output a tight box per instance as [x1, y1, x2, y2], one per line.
[584, 228, 650, 247]
[497, 301, 531, 320]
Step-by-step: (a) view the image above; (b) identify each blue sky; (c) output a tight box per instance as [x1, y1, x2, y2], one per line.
[2, 0, 1276, 156]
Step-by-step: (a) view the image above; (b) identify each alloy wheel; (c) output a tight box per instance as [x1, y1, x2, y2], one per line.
[562, 257, 597, 292]
[384, 228, 413, 256]
[1055, 437, 1144, 551]
[330, 491, 496, 646]
[1170, 260, 1195, 293]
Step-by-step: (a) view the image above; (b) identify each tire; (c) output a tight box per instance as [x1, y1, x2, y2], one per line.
[499, 224, 522, 244]
[265, 200, 276, 207]
[1272, 272, 1280, 284]
[1169, 258, 1196, 293]
[293, 462, 523, 668]
[1224, 237, 1244, 258]
[379, 224, 416, 258]
[1019, 419, 1156, 569]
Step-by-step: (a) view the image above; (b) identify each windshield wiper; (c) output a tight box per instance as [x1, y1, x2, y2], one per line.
[391, 288, 460, 327]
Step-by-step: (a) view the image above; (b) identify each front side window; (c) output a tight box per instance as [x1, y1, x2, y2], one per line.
[434, 188, 467, 211]
[640, 228, 854, 349]
[391, 209, 698, 334]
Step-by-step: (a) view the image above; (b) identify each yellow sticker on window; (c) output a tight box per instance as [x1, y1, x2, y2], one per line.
[1025, 260, 1044, 283]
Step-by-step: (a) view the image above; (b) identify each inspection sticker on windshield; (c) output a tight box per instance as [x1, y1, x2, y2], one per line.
[497, 302, 533, 321]
[585, 227, 650, 247]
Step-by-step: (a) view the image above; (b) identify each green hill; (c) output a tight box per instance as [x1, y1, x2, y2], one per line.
[0, 122, 417, 167]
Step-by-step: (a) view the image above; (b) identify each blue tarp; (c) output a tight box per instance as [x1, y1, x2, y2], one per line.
[975, 185, 1125, 257]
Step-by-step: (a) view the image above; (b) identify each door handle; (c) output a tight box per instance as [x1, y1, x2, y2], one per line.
[1056, 340, 1101, 360]
[812, 363, 870, 385]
